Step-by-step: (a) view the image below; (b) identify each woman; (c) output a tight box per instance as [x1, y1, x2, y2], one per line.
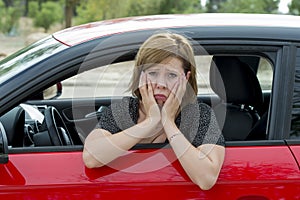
[83, 32, 225, 190]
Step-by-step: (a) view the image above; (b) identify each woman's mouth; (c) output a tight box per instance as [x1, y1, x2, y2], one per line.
[154, 94, 167, 102]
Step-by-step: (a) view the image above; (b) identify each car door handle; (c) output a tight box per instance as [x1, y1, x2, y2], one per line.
[84, 106, 107, 119]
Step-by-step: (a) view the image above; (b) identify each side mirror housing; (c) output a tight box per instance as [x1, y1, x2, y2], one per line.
[0, 122, 8, 164]
[29, 82, 63, 100]
[43, 82, 62, 99]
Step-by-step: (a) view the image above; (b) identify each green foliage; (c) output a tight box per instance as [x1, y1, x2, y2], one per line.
[75, 0, 203, 25]
[33, 2, 63, 32]
[218, 0, 279, 14]
[205, 0, 223, 13]
[0, 0, 283, 35]
[263, 0, 280, 13]
[0, 1, 21, 35]
[289, 0, 300, 15]
[28, 1, 39, 18]
[158, 0, 202, 14]
[126, 0, 161, 16]
[75, 0, 128, 25]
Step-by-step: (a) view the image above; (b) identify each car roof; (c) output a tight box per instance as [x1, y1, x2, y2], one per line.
[53, 13, 300, 46]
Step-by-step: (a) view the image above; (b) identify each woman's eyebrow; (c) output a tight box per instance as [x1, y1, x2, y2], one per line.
[166, 69, 181, 74]
[146, 68, 159, 71]
[146, 66, 160, 71]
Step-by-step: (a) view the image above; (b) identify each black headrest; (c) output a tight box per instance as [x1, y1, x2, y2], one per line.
[209, 56, 263, 107]
[0, 106, 25, 147]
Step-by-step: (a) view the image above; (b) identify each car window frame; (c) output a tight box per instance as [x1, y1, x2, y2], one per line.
[289, 45, 300, 141]
[42, 45, 283, 150]
[2, 36, 292, 153]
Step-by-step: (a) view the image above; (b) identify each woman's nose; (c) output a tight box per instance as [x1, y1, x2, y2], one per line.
[155, 75, 167, 88]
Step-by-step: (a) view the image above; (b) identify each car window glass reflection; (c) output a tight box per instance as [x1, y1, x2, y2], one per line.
[256, 58, 273, 91]
[59, 61, 134, 99]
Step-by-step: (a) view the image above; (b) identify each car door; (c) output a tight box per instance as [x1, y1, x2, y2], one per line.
[43, 45, 300, 199]
[54, 42, 298, 199]
[215, 43, 300, 199]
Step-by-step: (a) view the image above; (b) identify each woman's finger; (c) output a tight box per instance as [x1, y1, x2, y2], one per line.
[147, 77, 152, 93]
[172, 74, 187, 104]
[164, 80, 179, 109]
[171, 79, 179, 96]
[139, 71, 148, 97]
[147, 78, 157, 102]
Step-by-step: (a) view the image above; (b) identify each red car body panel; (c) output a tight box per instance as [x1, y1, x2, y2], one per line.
[290, 145, 300, 168]
[0, 146, 299, 199]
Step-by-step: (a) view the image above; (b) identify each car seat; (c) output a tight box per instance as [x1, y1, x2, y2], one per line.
[209, 56, 264, 141]
[0, 106, 25, 147]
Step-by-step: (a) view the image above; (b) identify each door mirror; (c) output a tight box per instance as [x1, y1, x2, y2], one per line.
[0, 122, 8, 164]
[29, 82, 63, 100]
[43, 82, 62, 99]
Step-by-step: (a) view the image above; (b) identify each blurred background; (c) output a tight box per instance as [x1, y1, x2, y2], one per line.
[0, 0, 297, 60]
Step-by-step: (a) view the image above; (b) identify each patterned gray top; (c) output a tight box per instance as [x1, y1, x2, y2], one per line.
[96, 97, 225, 147]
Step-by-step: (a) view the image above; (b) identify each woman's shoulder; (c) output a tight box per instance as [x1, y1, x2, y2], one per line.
[198, 101, 212, 109]
[110, 96, 139, 108]
[183, 101, 213, 114]
[126, 96, 139, 106]
[100, 96, 139, 132]
[110, 96, 139, 122]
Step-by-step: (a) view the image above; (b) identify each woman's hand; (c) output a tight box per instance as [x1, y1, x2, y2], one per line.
[139, 71, 161, 127]
[162, 72, 190, 123]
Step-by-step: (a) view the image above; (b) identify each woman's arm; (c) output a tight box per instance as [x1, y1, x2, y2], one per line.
[161, 73, 225, 190]
[83, 117, 160, 168]
[164, 121, 225, 190]
[83, 72, 162, 168]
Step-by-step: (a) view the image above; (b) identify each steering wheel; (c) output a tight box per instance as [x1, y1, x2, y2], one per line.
[44, 106, 73, 146]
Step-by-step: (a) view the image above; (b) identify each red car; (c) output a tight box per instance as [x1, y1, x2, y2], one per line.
[0, 13, 299, 199]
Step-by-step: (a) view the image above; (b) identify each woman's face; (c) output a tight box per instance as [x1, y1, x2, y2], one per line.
[143, 56, 186, 106]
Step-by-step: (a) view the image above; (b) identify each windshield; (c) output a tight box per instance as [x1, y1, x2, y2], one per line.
[0, 36, 68, 84]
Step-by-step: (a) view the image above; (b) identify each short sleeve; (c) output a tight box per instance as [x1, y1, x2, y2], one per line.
[96, 106, 122, 134]
[95, 97, 139, 134]
[197, 104, 225, 147]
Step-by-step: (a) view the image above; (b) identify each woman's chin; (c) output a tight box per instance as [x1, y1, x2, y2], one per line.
[156, 99, 164, 107]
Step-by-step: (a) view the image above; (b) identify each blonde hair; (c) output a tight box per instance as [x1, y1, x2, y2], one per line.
[129, 32, 197, 104]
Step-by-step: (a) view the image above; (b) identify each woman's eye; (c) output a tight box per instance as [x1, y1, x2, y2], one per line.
[168, 73, 178, 79]
[148, 71, 157, 76]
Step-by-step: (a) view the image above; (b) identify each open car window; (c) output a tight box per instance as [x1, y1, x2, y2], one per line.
[56, 54, 274, 142]
[58, 55, 273, 98]
[59, 61, 134, 99]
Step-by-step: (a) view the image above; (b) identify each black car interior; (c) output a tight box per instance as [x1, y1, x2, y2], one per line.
[0, 54, 271, 148]
[209, 56, 266, 141]
[0, 106, 25, 147]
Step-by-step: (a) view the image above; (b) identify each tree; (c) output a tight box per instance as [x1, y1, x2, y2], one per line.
[206, 0, 224, 13]
[218, 0, 279, 14]
[2, 0, 14, 7]
[126, 0, 161, 16]
[33, 1, 63, 32]
[263, 0, 279, 13]
[0, 0, 21, 35]
[75, 0, 128, 24]
[65, 0, 80, 28]
[289, 0, 300, 15]
[158, 0, 202, 14]
[75, 0, 202, 25]
[28, 1, 39, 18]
